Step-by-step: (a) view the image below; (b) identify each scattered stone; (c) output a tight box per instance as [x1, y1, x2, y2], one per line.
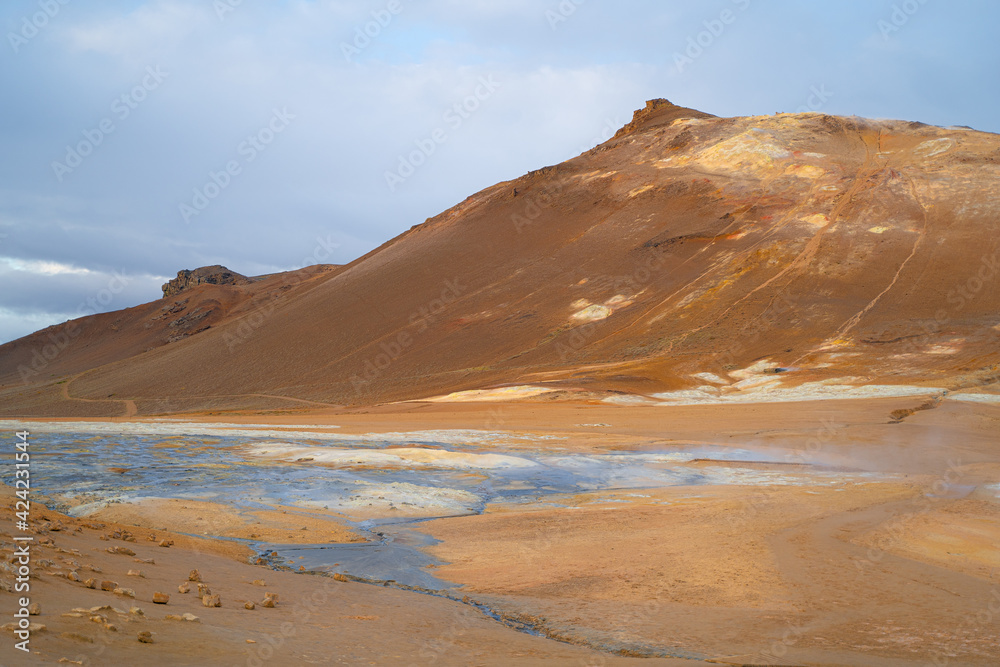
[103, 623, 118, 632]
[197, 583, 211, 596]
[106, 546, 136, 556]
[68, 571, 80, 582]
[158, 540, 173, 548]
[28, 602, 41, 615]
[202, 594, 221, 608]
[252, 579, 266, 586]
[333, 573, 348, 583]
[100, 580, 117, 591]
[127, 569, 145, 578]
[188, 569, 202, 582]
[129, 607, 145, 617]
[178, 582, 190, 594]
[86, 564, 102, 573]
[246, 639, 256, 644]
[134, 557, 155, 564]
[83, 578, 97, 589]
[2, 622, 45, 633]
[137, 630, 154, 644]
[152, 592, 169, 605]
[99, 535, 109, 541]
[113, 587, 136, 599]
[261, 592, 278, 608]
[244, 601, 255, 610]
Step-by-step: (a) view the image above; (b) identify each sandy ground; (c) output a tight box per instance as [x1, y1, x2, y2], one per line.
[2, 395, 998, 665]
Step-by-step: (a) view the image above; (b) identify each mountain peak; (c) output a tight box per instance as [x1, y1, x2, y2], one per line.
[613, 98, 715, 140]
[161, 265, 251, 298]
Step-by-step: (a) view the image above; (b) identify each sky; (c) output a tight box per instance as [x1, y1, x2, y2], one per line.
[1, 0, 998, 344]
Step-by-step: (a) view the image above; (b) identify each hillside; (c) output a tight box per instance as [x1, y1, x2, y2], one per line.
[2, 99, 999, 417]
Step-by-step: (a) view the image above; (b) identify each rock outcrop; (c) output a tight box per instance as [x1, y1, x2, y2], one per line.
[161, 265, 251, 298]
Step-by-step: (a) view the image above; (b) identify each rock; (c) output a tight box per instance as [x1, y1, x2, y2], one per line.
[162, 265, 251, 298]
[202, 594, 221, 608]
[177, 582, 190, 594]
[134, 557, 155, 564]
[84, 578, 97, 589]
[127, 569, 144, 578]
[188, 569, 202, 582]
[2, 622, 45, 632]
[113, 587, 136, 599]
[260, 592, 278, 608]
[103, 623, 118, 632]
[158, 540, 173, 548]
[252, 579, 266, 586]
[244, 601, 255, 610]
[333, 573, 348, 582]
[152, 592, 169, 605]
[68, 571, 80, 582]
[197, 583, 211, 596]
[165, 612, 200, 622]
[129, 607, 144, 617]
[28, 602, 41, 615]
[137, 630, 154, 644]
[100, 580, 117, 591]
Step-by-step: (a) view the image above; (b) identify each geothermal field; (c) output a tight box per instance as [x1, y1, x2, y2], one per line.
[2, 96, 1000, 665]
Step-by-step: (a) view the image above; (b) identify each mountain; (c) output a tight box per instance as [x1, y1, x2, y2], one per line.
[2, 99, 999, 417]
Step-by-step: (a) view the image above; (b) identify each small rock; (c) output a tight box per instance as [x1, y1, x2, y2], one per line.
[28, 602, 41, 615]
[134, 557, 155, 564]
[178, 582, 190, 594]
[252, 579, 266, 586]
[103, 623, 118, 632]
[181, 613, 199, 622]
[188, 569, 201, 582]
[127, 569, 144, 578]
[113, 587, 136, 599]
[197, 583, 211, 596]
[202, 594, 221, 608]
[158, 540, 172, 548]
[2, 621, 45, 632]
[129, 607, 145, 617]
[261, 592, 278, 608]
[100, 580, 117, 591]
[83, 578, 97, 589]
[68, 571, 80, 582]
[244, 601, 255, 610]
[137, 630, 154, 644]
[152, 592, 169, 605]
[333, 573, 348, 583]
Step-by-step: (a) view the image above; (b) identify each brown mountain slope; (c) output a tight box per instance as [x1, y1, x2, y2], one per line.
[2, 100, 999, 416]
